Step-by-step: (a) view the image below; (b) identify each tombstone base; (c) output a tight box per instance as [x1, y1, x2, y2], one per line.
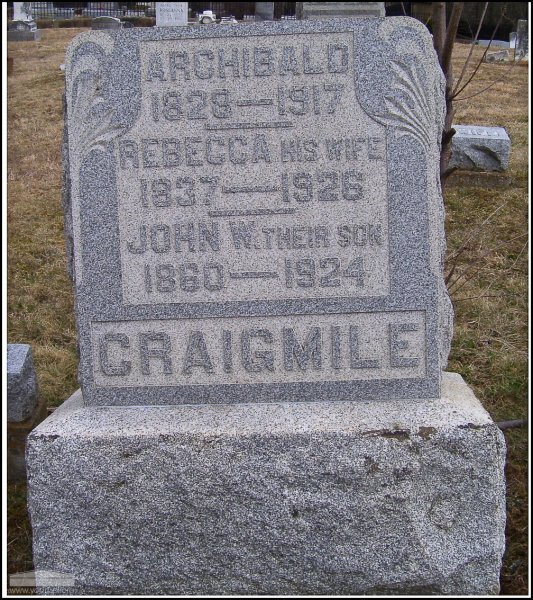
[27, 372, 505, 595]
[7, 30, 42, 42]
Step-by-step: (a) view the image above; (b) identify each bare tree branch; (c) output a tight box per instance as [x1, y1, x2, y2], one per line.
[432, 2, 447, 64]
[453, 58, 522, 101]
[442, 3, 464, 78]
[447, 233, 528, 293]
[452, 2, 489, 95]
[446, 202, 507, 263]
[451, 3, 508, 100]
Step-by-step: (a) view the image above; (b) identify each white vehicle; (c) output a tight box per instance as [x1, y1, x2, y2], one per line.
[198, 10, 216, 24]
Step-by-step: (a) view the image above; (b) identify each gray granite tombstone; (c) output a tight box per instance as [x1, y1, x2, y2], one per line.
[485, 49, 509, 63]
[91, 16, 122, 30]
[450, 125, 511, 172]
[61, 19, 452, 407]
[156, 2, 188, 27]
[296, 2, 385, 19]
[8, 344, 39, 422]
[8, 344, 47, 481]
[516, 19, 528, 60]
[27, 18, 506, 595]
[8, 2, 41, 41]
[255, 2, 275, 21]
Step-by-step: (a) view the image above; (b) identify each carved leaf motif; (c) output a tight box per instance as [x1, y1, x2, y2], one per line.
[373, 58, 434, 151]
[70, 70, 124, 158]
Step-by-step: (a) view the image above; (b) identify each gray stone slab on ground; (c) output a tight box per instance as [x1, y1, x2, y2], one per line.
[8, 344, 39, 422]
[62, 17, 452, 406]
[91, 16, 122, 30]
[26, 372, 506, 595]
[485, 49, 509, 63]
[450, 125, 511, 172]
[297, 2, 385, 19]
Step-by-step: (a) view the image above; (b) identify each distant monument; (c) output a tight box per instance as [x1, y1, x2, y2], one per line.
[255, 2, 274, 21]
[156, 2, 188, 26]
[8, 2, 42, 41]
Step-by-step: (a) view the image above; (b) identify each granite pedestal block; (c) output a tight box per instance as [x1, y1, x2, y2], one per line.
[27, 373, 505, 595]
[7, 30, 42, 42]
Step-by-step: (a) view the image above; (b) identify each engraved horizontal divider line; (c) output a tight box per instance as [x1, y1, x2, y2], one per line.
[222, 185, 281, 193]
[229, 272, 280, 279]
[235, 99, 274, 106]
[207, 208, 296, 217]
[204, 121, 294, 130]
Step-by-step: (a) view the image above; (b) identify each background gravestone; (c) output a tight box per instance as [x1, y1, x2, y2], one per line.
[8, 1, 41, 42]
[296, 2, 385, 19]
[255, 2, 274, 21]
[27, 18, 505, 595]
[516, 19, 528, 60]
[8, 344, 39, 422]
[7, 344, 47, 481]
[91, 16, 122, 30]
[156, 2, 188, 27]
[450, 125, 511, 172]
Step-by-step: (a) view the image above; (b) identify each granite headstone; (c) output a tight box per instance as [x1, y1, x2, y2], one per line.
[255, 2, 275, 21]
[516, 19, 528, 60]
[450, 125, 511, 172]
[8, 344, 39, 422]
[91, 16, 122, 30]
[8, 343, 47, 481]
[28, 19, 506, 595]
[296, 2, 385, 19]
[156, 2, 188, 27]
[62, 18, 453, 407]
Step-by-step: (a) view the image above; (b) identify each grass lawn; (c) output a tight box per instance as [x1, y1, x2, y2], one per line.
[7, 29, 528, 594]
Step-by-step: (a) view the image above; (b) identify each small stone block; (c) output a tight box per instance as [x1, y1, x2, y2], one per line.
[8, 396, 48, 482]
[485, 50, 509, 63]
[7, 29, 42, 41]
[8, 344, 39, 422]
[450, 125, 511, 172]
[91, 16, 122, 30]
[27, 373, 506, 595]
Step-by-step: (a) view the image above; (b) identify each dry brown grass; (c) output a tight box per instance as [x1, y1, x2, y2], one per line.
[7, 31, 528, 594]
[445, 43, 529, 596]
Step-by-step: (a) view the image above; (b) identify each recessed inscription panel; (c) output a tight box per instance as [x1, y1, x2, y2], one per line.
[92, 311, 425, 387]
[116, 32, 389, 305]
[67, 18, 449, 404]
